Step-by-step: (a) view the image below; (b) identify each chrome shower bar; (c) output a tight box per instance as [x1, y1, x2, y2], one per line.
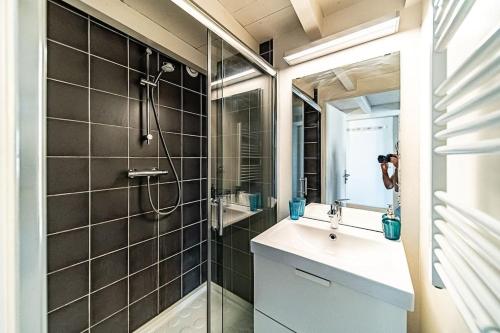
[128, 168, 168, 179]
[141, 48, 153, 144]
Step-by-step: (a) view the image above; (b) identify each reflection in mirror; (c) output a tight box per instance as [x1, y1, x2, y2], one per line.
[292, 52, 400, 231]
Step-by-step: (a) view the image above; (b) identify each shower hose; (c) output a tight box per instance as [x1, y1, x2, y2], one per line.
[146, 84, 181, 216]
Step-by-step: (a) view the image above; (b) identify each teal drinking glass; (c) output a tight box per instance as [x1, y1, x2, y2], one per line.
[249, 194, 259, 211]
[289, 199, 301, 220]
[382, 218, 401, 240]
[297, 198, 306, 216]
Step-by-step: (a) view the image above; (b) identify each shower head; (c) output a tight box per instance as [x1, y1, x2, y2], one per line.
[153, 62, 175, 84]
[161, 62, 175, 73]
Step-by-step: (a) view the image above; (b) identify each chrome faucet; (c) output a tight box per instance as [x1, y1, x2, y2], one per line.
[327, 199, 349, 229]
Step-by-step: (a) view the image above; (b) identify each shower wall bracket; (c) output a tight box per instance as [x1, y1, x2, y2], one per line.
[128, 168, 168, 179]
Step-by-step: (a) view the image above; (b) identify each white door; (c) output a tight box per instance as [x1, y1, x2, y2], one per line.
[345, 117, 394, 209]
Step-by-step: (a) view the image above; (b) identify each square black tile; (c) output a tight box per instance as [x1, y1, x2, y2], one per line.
[129, 238, 158, 274]
[91, 248, 127, 291]
[182, 180, 200, 203]
[158, 81, 181, 109]
[183, 112, 201, 136]
[48, 262, 89, 311]
[47, 228, 89, 272]
[129, 265, 157, 303]
[90, 279, 127, 325]
[232, 273, 252, 303]
[47, 1, 88, 51]
[182, 135, 200, 158]
[48, 296, 88, 333]
[182, 89, 200, 114]
[90, 158, 128, 190]
[182, 266, 200, 296]
[232, 249, 251, 277]
[129, 185, 158, 216]
[90, 218, 128, 257]
[159, 253, 181, 286]
[89, 308, 127, 333]
[158, 277, 181, 311]
[159, 182, 180, 209]
[159, 230, 181, 260]
[159, 106, 181, 133]
[91, 124, 128, 157]
[91, 188, 128, 223]
[182, 245, 200, 273]
[231, 227, 250, 253]
[47, 157, 89, 195]
[90, 22, 127, 66]
[47, 41, 88, 86]
[182, 201, 200, 226]
[182, 158, 200, 180]
[160, 133, 181, 158]
[158, 208, 181, 235]
[90, 56, 127, 96]
[183, 222, 200, 249]
[129, 291, 158, 331]
[47, 192, 89, 234]
[47, 80, 88, 121]
[129, 213, 157, 245]
[90, 90, 128, 127]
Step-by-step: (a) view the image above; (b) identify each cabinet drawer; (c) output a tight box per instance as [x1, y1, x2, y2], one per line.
[254, 255, 406, 333]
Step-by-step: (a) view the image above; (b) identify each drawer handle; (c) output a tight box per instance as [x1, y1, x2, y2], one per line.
[295, 269, 331, 287]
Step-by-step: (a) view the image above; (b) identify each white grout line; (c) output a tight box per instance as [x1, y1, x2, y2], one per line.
[87, 17, 92, 330]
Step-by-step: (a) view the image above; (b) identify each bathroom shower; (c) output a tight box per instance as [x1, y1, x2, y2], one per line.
[128, 48, 181, 216]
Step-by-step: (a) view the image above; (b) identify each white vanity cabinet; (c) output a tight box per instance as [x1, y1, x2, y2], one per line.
[254, 255, 407, 333]
[251, 217, 414, 333]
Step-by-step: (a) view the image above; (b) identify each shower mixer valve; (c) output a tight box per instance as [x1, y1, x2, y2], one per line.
[128, 168, 168, 179]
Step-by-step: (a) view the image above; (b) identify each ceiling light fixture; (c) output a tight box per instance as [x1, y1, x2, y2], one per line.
[211, 69, 257, 87]
[169, 0, 276, 76]
[284, 13, 400, 65]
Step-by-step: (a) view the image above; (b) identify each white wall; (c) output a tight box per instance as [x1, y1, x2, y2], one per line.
[276, 4, 423, 332]
[325, 104, 346, 203]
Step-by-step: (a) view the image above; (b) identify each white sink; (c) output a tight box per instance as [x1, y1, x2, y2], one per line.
[251, 217, 414, 311]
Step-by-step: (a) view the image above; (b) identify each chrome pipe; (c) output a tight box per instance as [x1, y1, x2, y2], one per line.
[128, 168, 168, 179]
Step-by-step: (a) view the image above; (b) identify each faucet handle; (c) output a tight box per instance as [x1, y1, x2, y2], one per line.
[334, 198, 349, 206]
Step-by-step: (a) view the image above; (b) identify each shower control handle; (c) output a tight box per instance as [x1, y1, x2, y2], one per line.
[128, 168, 168, 179]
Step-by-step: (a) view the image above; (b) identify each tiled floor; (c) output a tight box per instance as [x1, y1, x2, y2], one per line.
[136, 283, 253, 333]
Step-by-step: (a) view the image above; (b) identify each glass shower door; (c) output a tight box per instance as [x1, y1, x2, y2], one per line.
[292, 94, 305, 199]
[208, 31, 276, 332]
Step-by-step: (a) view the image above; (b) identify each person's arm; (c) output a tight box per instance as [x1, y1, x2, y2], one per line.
[390, 156, 399, 192]
[381, 163, 394, 189]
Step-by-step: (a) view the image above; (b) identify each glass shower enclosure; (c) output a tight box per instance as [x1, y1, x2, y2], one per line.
[207, 32, 277, 332]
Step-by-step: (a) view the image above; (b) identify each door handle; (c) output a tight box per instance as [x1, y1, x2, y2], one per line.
[300, 177, 308, 196]
[211, 197, 224, 236]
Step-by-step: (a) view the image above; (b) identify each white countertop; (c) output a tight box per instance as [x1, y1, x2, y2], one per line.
[251, 216, 414, 311]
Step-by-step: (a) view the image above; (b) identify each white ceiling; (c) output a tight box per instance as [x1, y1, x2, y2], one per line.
[317, 0, 364, 16]
[217, 0, 301, 42]
[122, 0, 207, 52]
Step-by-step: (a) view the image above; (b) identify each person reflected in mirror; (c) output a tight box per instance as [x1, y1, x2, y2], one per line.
[379, 148, 400, 218]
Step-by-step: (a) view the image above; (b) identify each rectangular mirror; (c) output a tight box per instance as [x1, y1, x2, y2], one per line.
[292, 52, 400, 231]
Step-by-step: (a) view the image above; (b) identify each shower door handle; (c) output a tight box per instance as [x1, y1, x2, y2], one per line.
[211, 197, 224, 236]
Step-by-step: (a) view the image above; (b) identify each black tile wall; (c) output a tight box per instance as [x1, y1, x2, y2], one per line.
[46, 1, 208, 332]
[304, 103, 321, 203]
[259, 39, 273, 66]
[210, 89, 277, 304]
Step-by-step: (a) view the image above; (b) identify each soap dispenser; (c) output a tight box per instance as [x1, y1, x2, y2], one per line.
[382, 205, 401, 240]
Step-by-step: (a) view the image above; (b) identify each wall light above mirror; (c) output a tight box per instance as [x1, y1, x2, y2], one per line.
[291, 52, 400, 232]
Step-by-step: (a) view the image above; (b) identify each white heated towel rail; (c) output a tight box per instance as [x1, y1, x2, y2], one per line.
[431, 1, 500, 332]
